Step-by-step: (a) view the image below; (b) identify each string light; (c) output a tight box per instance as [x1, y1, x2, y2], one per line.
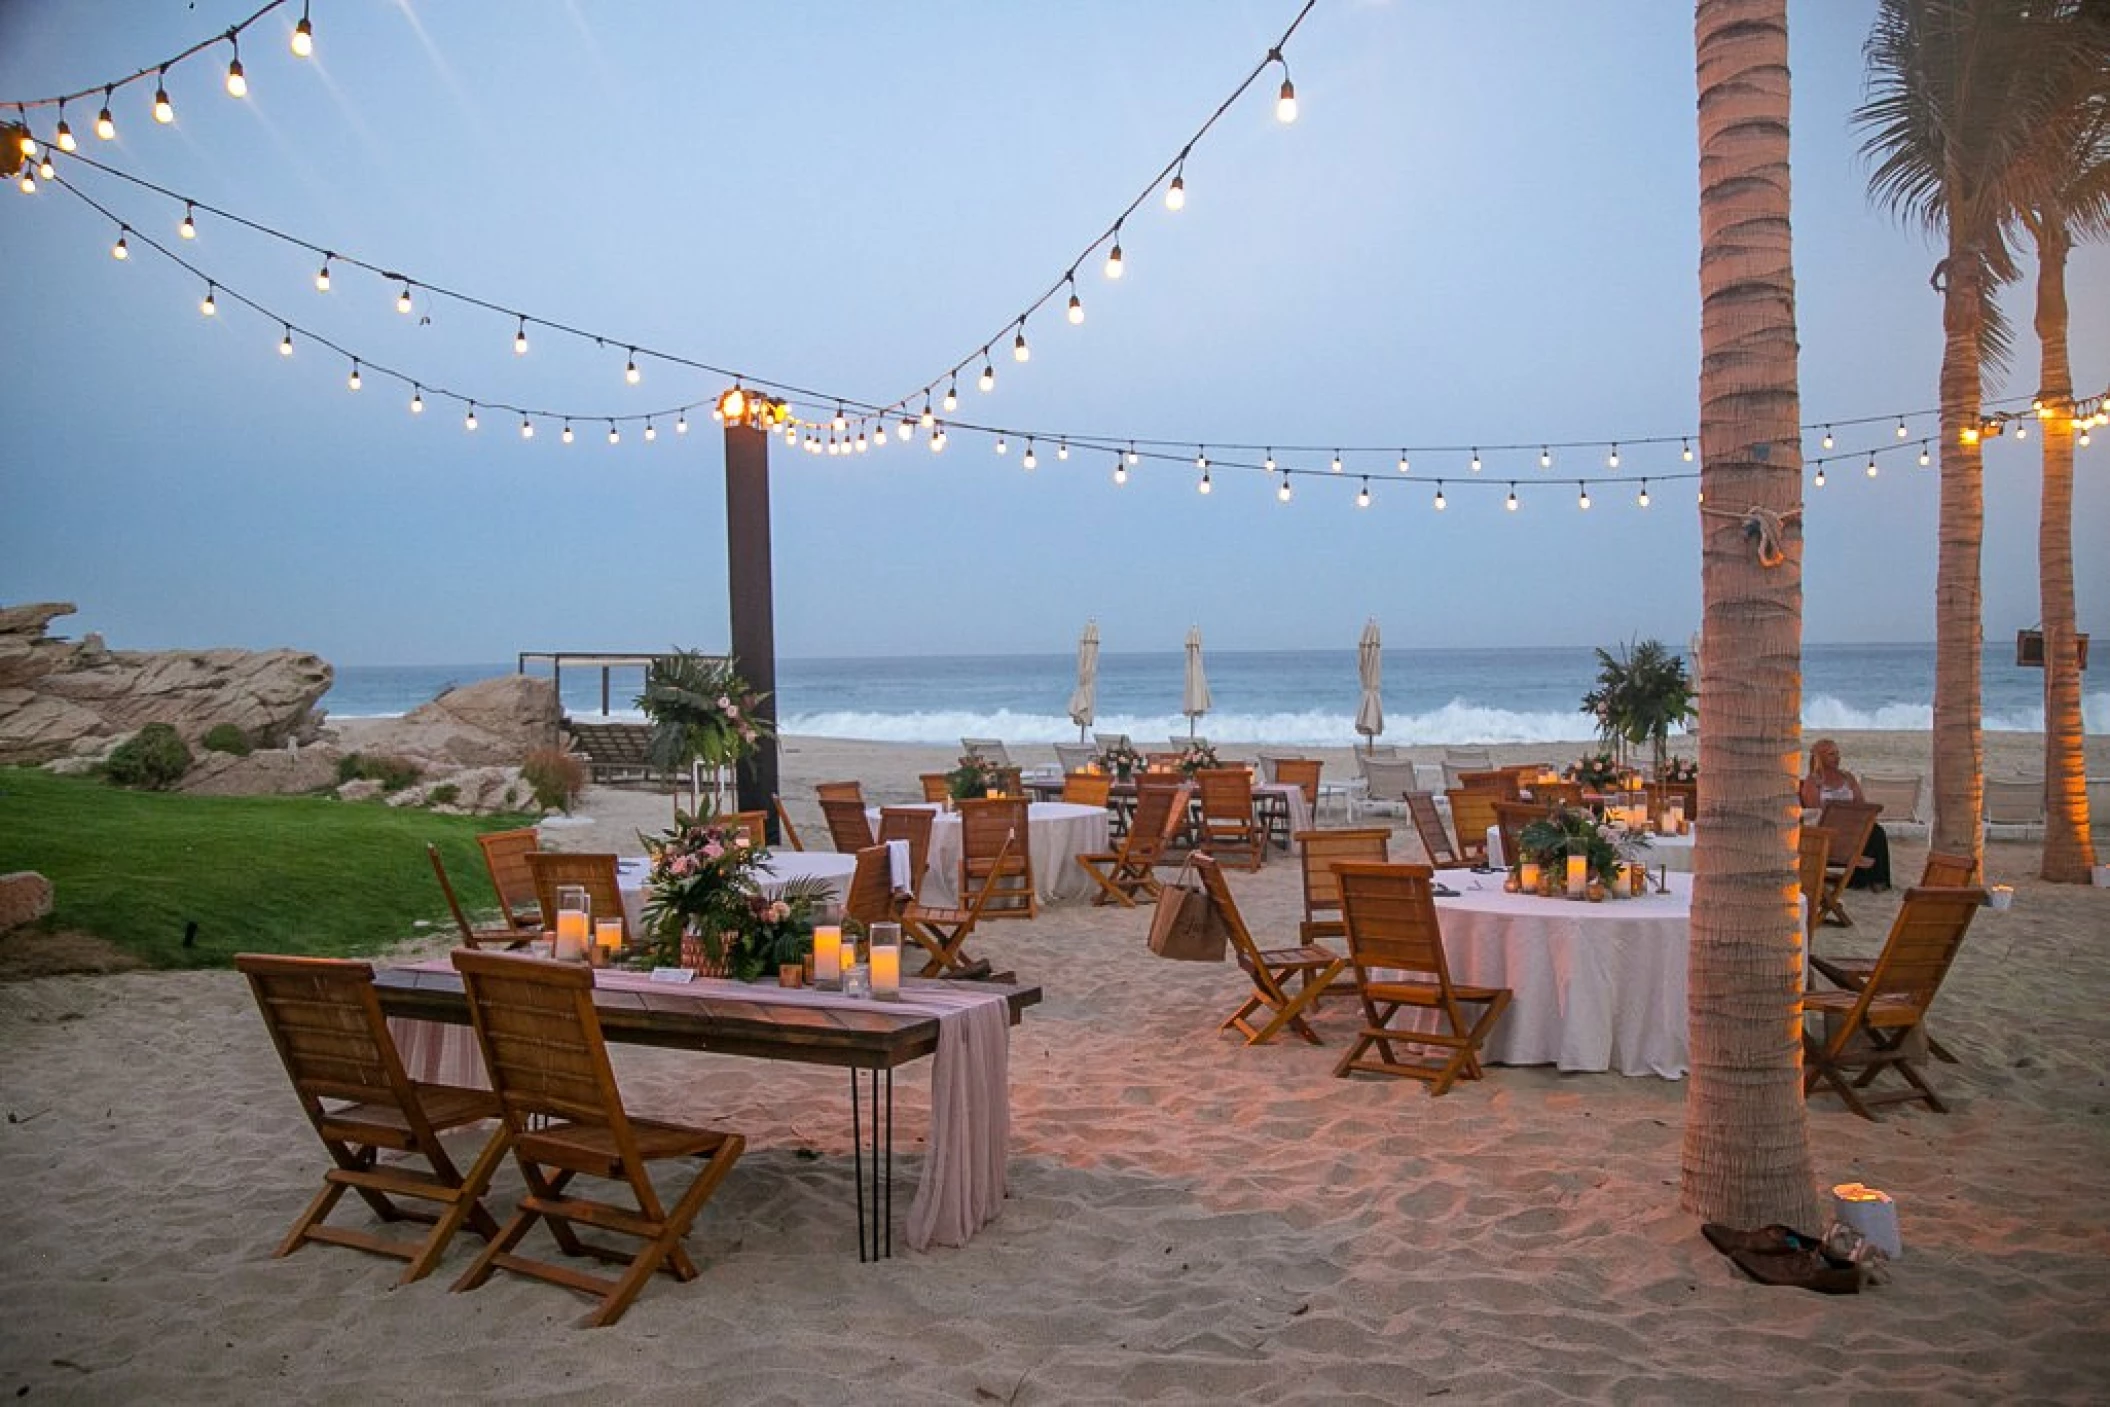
[1540, 446, 1552, 469]
[1433, 481, 1447, 511]
[1896, 417, 1908, 438]
[644, 418, 656, 442]
[977, 353, 995, 392]
[1066, 277, 1084, 325]
[919, 399, 935, 428]
[347, 359, 360, 391]
[1264, 448, 1276, 472]
[1918, 442, 1930, 467]
[1271, 49, 1297, 122]
[396, 283, 413, 314]
[96, 89, 114, 141]
[520, 415, 533, 439]
[1127, 442, 1140, 466]
[1681, 439, 1693, 462]
[831, 403, 847, 432]
[410, 385, 424, 413]
[1470, 448, 1482, 473]
[1104, 227, 1124, 280]
[36, 149, 52, 181]
[1277, 474, 1293, 503]
[1012, 320, 1031, 363]
[16, 165, 32, 195]
[54, 103, 74, 152]
[152, 68, 174, 125]
[608, 420, 620, 445]
[1866, 454, 1878, 477]
[1398, 450, 1409, 473]
[1813, 464, 1826, 487]
[624, 349, 640, 384]
[199, 282, 216, 316]
[1196, 446, 1209, 471]
[1607, 443, 1620, 469]
[179, 203, 196, 239]
[278, 324, 293, 356]
[514, 317, 528, 355]
[464, 403, 478, 431]
[1356, 478, 1371, 508]
[995, 435, 1008, 456]
[943, 379, 959, 412]
[313, 256, 330, 292]
[676, 411, 688, 434]
[1331, 450, 1343, 473]
[897, 418, 913, 441]
[1821, 426, 1834, 450]
[1057, 439, 1069, 461]
[1199, 468, 1213, 494]
[1578, 482, 1591, 510]
[1023, 439, 1038, 469]
[562, 419, 573, 444]
[1506, 483, 1519, 511]
[1113, 457, 1128, 486]
[111, 225, 128, 259]
[1637, 479, 1650, 508]
[1166, 157, 1187, 210]
[224, 35, 247, 98]
[291, 3, 315, 58]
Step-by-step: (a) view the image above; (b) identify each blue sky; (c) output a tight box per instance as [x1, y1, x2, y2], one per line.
[1, 0, 2103, 665]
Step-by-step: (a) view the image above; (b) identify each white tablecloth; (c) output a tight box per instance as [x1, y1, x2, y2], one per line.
[872, 802, 1111, 907]
[1253, 782, 1315, 844]
[616, 847, 909, 933]
[1429, 870, 1695, 1079]
[1646, 830, 1695, 873]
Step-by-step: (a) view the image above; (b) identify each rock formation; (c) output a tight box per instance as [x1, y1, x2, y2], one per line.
[0, 603, 332, 765]
[337, 674, 561, 768]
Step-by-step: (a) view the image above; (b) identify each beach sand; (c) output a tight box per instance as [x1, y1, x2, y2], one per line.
[2, 731, 2106, 1401]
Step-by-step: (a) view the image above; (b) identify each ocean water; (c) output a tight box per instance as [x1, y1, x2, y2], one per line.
[321, 644, 2107, 746]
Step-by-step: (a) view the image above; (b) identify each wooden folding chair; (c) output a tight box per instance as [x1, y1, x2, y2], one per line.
[957, 796, 1035, 918]
[898, 834, 1014, 976]
[814, 780, 866, 804]
[1331, 862, 1512, 1095]
[1814, 800, 1884, 927]
[1194, 853, 1347, 1046]
[1405, 792, 1470, 869]
[1802, 886, 1983, 1119]
[1918, 851, 1978, 888]
[476, 827, 544, 934]
[877, 806, 936, 900]
[1443, 788, 1498, 867]
[525, 851, 631, 945]
[1195, 767, 1266, 871]
[1295, 827, 1391, 948]
[1061, 772, 1113, 807]
[920, 773, 953, 803]
[1810, 849, 1974, 1065]
[1266, 759, 1324, 847]
[842, 843, 900, 930]
[820, 796, 878, 853]
[1455, 769, 1519, 799]
[1490, 799, 1549, 871]
[772, 796, 805, 851]
[1530, 780, 1583, 809]
[448, 950, 745, 1327]
[727, 810, 768, 849]
[237, 954, 501, 1283]
[1797, 828, 1833, 947]
[1076, 780, 1186, 907]
[429, 844, 525, 949]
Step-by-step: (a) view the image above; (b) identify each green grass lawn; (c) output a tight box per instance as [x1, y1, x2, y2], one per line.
[0, 767, 531, 968]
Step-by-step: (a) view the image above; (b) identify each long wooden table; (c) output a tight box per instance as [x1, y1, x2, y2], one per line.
[374, 967, 1041, 1260]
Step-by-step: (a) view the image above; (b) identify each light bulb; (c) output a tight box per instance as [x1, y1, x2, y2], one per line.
[675, 413, 688, 434]
[919, 400, 935, 428]
[397, 284, 413, 314]
[410, 387, 424, 413]
[1276, 77, 1297, 123]
[932, 427, 947, 452]
[1637, 481, 1650, 507]
[1105, 237, 1124, 279]
[36, 152, 52, 180]
[226, 51, 247, 99]
[1433, 482, 1447, 511]
[826, 436, 839, 456]
[1866, 456, 1878, 477]
[292, 6, 315, 57]
[1331, 451, 1342, 473]
[562, 420, 574, 444]
[1057, 440, 1069, 461]
[1960, 425, 1980, 445]
[1540, 446, 1552, 469]
[1813, 466, 1826, 487]
[314, 259, 330, 292]
[514, 319, 528, 355]
[856, 432, 868, 452]
[1278, 477, 1293, 503]
[1397, 451, 1410, 474]
[943, 381, 958, 412]
[1013, 327, 1030, 362]
[1023, 441, 1038, 469]
[520, 417, 533, 439]
[1919, 443, 1931, 467]
[2081, 429, 2093, 448]
[1821, 427, 1834, 449]
[1166, 173, 1185, 211]
[608, 422, 620, 445]
[1896, 418, 1908, 438]
[832, 404, 847, 432]
[1578, 484, 1591, 510]
[18, 127, 34, 158]
[978, 360, 995, 393]
[1113, 460, 1128, 486]
[1356, 479, 1371, 508]
[1506, 486, 1519, 512]
[1607, 444, 1620, 469]
[279, 328, 294, 356]
[1127, 443, 1139, 465]
[347, 361, 361, 391]
[180, 205, 196, 239]
[465, 404, 478, 431]
[1199, 470, 1213, 495]
[1470, 449, 1481, 473]
[898, 419, 913, 441]
[56, 110, 75, 152]
[2012, 422, 2027, 440]
[625, 352, 640, 384]
[1068, 290, 1084, 324]
[153, 71, 174, 124]
[200, 285, 216, 316]
[111, 228, 128, 259]
[1682, 439, 1694, 462]
[644, 420, 656, 442]
[1264, 449, 1276, 472]
[995, 436, 1008, 456]
[16, 169, 32, 194]
[1195, 448, 1208, 471]
[96, 94, 115, 140]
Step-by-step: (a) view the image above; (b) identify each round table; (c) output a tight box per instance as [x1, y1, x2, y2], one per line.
[871, 801, 1111, 907]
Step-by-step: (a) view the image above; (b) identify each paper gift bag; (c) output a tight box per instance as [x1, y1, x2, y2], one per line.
[1147, 863, 1228, 962]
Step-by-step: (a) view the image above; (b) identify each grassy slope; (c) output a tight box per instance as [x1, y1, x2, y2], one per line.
[0, 767, 528, 968]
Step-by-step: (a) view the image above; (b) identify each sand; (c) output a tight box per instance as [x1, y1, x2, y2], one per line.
[2, 730, 2107, 1402]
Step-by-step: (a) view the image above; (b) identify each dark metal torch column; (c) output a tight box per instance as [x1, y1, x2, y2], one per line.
[723, 413, 780, 834]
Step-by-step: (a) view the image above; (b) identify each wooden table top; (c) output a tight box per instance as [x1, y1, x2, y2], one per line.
[373, 967, 1042, 1073]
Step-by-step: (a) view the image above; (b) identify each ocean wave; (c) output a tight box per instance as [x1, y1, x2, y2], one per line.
[1804, 692, 2110, 735]
[777, 702, 1619, 747]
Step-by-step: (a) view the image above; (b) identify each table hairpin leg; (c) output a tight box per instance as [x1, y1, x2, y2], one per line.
[848, 1067, 895, 1262]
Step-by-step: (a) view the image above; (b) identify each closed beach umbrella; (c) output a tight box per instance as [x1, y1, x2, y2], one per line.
[1354, 617, 1384, 750]
[1067, 620, 1100, 739]
[1182, 626, 1212, 737]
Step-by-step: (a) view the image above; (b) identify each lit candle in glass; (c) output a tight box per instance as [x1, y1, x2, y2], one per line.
[594, 917, 623, 953]
[1518, 861, 1541, 892]
[813, 925, 843, 987]
[1566, 855, 1588, 897]
[870, 942, 900, 998]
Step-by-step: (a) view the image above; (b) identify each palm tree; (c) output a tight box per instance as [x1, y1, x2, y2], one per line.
[1856, 0, 2078, 867]
[2009, 7, 2109, 882]
[1682, 0, 1819, 1231]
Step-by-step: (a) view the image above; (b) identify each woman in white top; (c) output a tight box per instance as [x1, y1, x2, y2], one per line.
[1800, 738, 1891, 891]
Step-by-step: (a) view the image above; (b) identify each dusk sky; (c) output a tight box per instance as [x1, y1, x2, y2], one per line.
[2, 1, 2104, 666]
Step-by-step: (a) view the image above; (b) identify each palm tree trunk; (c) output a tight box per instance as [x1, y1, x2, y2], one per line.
[1931, 234, 1987, 866]
[1682, 0, 1819, 1231]
[2032, 215, 2096, 881]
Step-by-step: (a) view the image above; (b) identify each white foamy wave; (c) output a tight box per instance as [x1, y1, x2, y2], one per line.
[1803, 691, 2110, 734]
[777, 701, 1611, 747]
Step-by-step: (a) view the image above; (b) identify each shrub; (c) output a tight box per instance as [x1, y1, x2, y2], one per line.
[521, 746, 587, 813]
[105, 723, 193, 790]
[426, 782, 461, 808]
[335, 752, 422, 793]
[201, 723, 253, 756]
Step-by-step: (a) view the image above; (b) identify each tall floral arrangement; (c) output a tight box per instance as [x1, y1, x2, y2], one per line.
[638, 812, 765, 970]
[1579, 638, 1694, 775]
[637, 649, 773, 775]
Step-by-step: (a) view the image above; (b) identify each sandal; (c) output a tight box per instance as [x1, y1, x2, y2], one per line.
[1727, 1245, 1864, 1294]
[1701, 1223, 1847, 1265]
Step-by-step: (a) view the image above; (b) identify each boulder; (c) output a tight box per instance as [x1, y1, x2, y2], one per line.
[0, 872, 55, 931]
[344, 675, 560, 768]
[181, 744, 345, 797]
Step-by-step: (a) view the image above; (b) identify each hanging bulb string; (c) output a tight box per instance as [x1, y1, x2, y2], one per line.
[3, 0, 292, 111]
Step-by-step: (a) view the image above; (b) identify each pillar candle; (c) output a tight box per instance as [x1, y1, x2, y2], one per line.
[594, 918, 623, 951]
[1566, 855, 1588, 896]
[870, 943, 900, 998]
[1518, 861, 1541, 891]
[813, 925, 843, 985]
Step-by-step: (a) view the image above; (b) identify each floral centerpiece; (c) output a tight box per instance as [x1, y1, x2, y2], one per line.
[1565, 752, 1623, 790]
[638, 811, 766, 974]
[946, 753, 1008, 800]
[637, 649, 774, 775]
[1173, 740, 1220, 776]
[1516, 805, 1648, 889]
[1658, 756, 1699, 785]
[1578, 637, 1694, 776]
[1096, 740, 1144, 779]
[742, 882, 833, 979]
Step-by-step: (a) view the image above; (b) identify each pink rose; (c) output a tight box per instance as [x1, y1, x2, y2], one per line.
[703, 842, 724, 860]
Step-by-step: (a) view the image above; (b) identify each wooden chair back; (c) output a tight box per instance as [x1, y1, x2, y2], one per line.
[772, 796, 804, 851]
[958, 795, 1035, 917]
[820, 796, 877, 853]
[1490, 799, 1549, 870]
[1920, 850, 1977, 887]
[429, 843, 517, 948]
[236, 953, 499, 1281]
[843, 844, 899, 929]
[1194, 766, 1264, 869]
[1443, 788, 1498, 865]
[1404, 792, 1463, 868]
[476, 827, 543, 932]
[920, 773, 953, 803]
[1334, 861, 1451, 984]
[991, 765, 1025, 797]
[1062, 772, 1114, 807]
[1295, 828, 1390, 945]
[1531, 780, 1583, 809]
[878, 806, 937, 894]
[1455, 768, 1519, 799]
[525, 850, 630, 944]
[1797, 827, 1832, 943]
[727, 810, 768, 849]
[1274, 758, 1323, 809]
[1814, 799, 1884, 925]
[814, 780, 866, 804]
[899, 833, 1016, 976]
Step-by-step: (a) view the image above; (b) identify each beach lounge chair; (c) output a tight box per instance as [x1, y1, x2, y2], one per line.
[1813, 800, 1884, 927]
[1253, 748, 1304, 784]
[919, 773, 952, 803]
[820, 796, 878, 854]
[476, 827, 544, 934]
[1858, 772, 1926, 835]
[1405, 792, 1470, 870]
[237, 954, 501, 1283]
[772, 796, 805, 851]
[429, 843, 526, 949]
[1801, 886, 1983, 1119]
[958, 795, 1035, 918]
[447, 950, 745, 1327]
[1076, 780, 1187, 907]
[1295, 827, 1391, 948]
[1054, 742, 1098, 774]
[1351, 756, 1420, 820]
[526, 851, 631, 946]
[1194, 853, 1347, 1047]
[1092, 732, 1133, 751]
[1983, 777, 2046, 838]
[1194, 767, 1266, 871]
[898, 832, 1015, 977]
[1331, 862, 1512, 1095]
[562, 720, 663, 785]
[961, 738, 1014, 767]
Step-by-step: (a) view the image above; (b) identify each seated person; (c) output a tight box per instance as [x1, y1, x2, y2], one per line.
[1800, 737, 1891, 891]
